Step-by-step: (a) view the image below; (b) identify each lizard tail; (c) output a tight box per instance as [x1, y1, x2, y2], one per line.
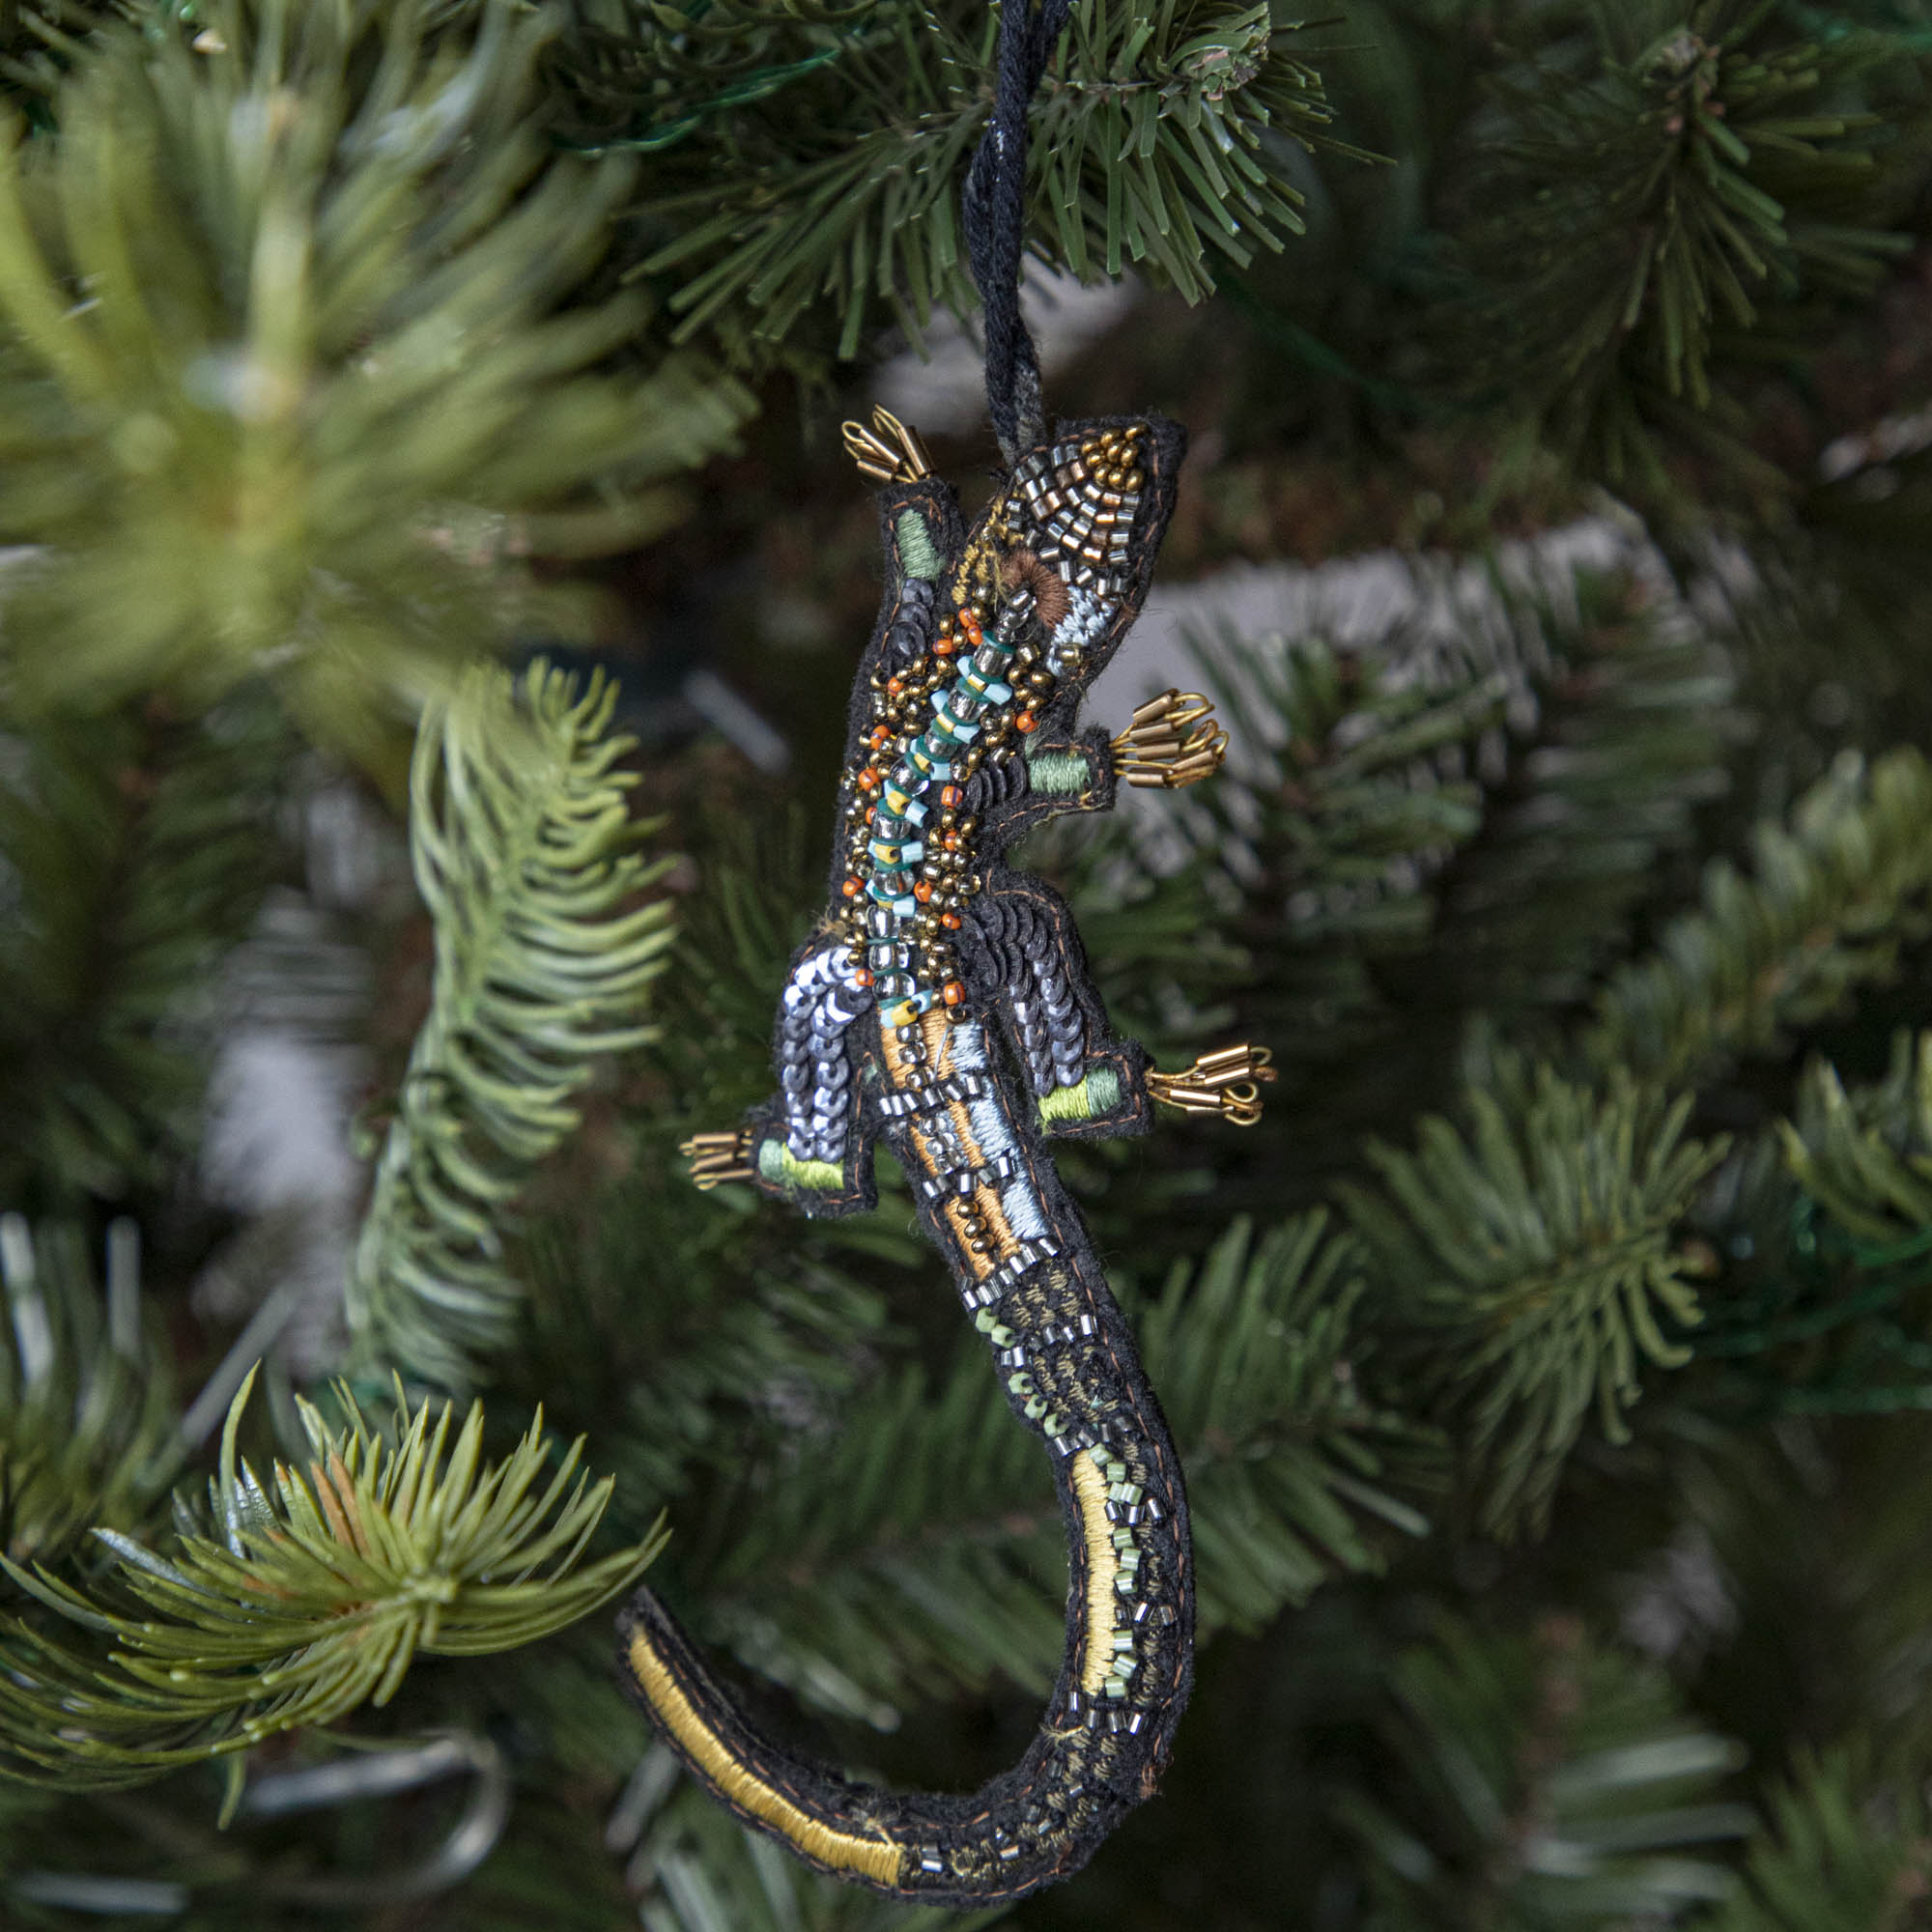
[616, 1248, 1194, 1906]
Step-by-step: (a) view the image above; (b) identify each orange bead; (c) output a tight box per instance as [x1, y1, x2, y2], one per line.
[858, 766, 880, 790]
[841, 876, 862, 898]
[1015, 710, 1038, 733]
[941, 911, 962, 930]
[940, 783, 964, 808]
[853, 968, 872, 986]
[957, 609, 983, 645]
[886, 676, 903, 696]
[942, 830, 958, 850]
[914, 879, 934, 903]
[933, 635, 956, 655]
[942, 980, 965, 1007]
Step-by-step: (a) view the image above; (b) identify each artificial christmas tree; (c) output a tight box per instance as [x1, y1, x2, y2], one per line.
[2, 3, 1932, 1927]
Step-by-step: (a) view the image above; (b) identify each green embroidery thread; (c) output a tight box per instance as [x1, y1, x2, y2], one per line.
[758, 1140, 845, 1192]
[1039, 1067, 1122, 1124]
[895, 509, 941, 581]
[1025, 751, 1091, 797]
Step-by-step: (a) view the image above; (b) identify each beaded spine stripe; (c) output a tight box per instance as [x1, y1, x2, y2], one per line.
[620, 415, 1196, 1905]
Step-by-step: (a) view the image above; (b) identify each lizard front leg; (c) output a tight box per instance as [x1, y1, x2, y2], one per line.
[963, 722, 1120, 850]
[973, 690, 1227, 851]
[681, 943, 878, 1215]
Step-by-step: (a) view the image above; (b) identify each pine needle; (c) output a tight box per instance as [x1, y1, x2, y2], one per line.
[347, 659, 675, 1393]
[0, 1216, 176, 1566]
[1782, 1032, 1932, 1248]
[1337, 1611, 1749, 1922]
[1705, 1747, 1929, 1932]
[0, 0, 750, 762]
[1589, 749, 1932, 1089]
[0, 1366, 665, 1785]
[626, 1, 1344, 361]
[1341, 1063, 1726, 1538]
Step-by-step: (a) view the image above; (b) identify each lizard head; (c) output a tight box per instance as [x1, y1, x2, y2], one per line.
[976, 414, 1184, 698]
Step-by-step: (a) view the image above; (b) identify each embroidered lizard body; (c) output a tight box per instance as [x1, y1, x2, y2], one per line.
[620, 409, 1269, 1905]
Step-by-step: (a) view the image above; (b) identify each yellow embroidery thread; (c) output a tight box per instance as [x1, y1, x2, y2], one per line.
[1070, 1452, 1119, 1696]
[625, 1629, 905, 1888]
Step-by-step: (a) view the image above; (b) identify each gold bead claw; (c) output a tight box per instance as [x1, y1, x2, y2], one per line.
[1111, 690, 1229, 790]
[838, 407, 933, 485]
[1149, 1046, 1276, 1126]
[682, 1129, 756, 1190]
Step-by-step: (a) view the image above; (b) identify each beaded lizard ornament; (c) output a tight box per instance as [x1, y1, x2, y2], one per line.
[616, 0, 1272, 1904]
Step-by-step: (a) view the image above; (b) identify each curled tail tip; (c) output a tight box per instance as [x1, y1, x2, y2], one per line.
[615, 1572, 1182, 1905]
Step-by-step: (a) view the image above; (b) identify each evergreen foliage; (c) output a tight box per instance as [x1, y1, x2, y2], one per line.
[0, 1369, 662, 1786]
[0, 1215, 175, 1563]
[1589, 748, 1932, 1087]
[1, 0, 1932, 1922]
[0, 0, 749, 760]
[626, 1, 1348, 359]
[1341, 1066, 1725, 1536]
[1783, 1027, 1932, 1244]
[1396, 573, 1736, 1019]
[1687, 1034, 1932, 1415]
[346, 658, 675, 1392]
[1116, 567, 1739, 1194]
[0, 688, 290, 1208]
[1173, 625, 1509, 1059]
[1446, 1, 1917, 487]
[1337, 1612, 1750, 1928]
[1140, 1212, 1435, 1629]
[1703, 1750, 1931, 1932]
[687, 1338, 1068, 1721]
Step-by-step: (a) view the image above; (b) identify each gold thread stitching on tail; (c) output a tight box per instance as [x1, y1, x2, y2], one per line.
[625, 1629, 905, 1887]
[1070, 1453, 1120, 1696]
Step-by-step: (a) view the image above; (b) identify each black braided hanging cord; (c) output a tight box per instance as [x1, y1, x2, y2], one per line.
[961, 0, 1074, 464]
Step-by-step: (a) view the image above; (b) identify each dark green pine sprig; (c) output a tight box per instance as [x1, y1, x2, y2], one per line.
[1441, 0, 1923, 491]
[1782, 1027, 1932, 1247]
[1688, 1029, 1932, 1418]
[1340, 1064, 1726, 1540]
[0, 1215, 178, 1568]
[1335, 1610, 1751, 1927]
[1705, 1749, 1932, 1932]
[1586, 747, 1932, 1090]
[0, 688, 293, 1212]
[627, 0, 1352, 360]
